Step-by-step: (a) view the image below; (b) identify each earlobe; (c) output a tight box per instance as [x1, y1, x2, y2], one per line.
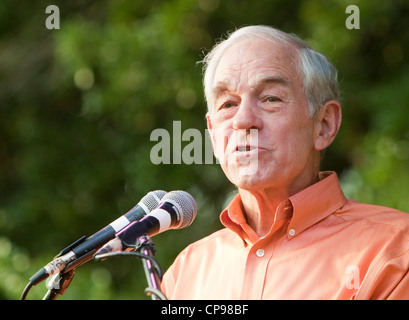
[314, 100, 342, 151]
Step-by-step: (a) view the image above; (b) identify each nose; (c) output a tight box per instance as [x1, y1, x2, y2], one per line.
[232, 96, 263, 131]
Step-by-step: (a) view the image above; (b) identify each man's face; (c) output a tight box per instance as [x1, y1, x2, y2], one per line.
[207, 37, 322, 194]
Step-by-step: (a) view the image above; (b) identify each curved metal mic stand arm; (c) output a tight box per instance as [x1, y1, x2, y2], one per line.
[94, 235, 167, 300]
[135, 235, 166, 300]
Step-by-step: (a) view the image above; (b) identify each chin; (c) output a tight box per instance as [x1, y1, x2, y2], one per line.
[236, 180, 272, 191]
[228, 170, 273, 191]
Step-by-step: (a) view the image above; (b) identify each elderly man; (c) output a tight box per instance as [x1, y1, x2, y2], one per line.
[160, 25, 409, 299]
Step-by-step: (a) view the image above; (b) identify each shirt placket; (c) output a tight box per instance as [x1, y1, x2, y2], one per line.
[239, 219, 288, 299]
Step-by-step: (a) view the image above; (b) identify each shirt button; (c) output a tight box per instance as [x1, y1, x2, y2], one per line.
[256, 249, 265, 258]
[289, 229, 296, 236]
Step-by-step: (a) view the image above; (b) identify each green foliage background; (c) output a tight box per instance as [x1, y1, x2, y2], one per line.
[0, 0, 408, 299]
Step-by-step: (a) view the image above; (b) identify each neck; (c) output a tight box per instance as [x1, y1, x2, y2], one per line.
[239, 172, 320, 237]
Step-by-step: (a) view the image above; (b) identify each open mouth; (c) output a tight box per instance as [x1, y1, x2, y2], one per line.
[236, 145, 255, 152]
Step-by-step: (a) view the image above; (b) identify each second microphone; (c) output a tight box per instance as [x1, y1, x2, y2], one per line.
[95, 190, 197, 255]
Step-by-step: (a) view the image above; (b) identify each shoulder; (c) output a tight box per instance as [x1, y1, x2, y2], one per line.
[336, 200, 409, 241]
[338, 201, 409, 299]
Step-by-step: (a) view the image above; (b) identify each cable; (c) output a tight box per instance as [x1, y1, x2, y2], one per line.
[94, 251, 163, 279]
[144, 287, 167, 300]
[94, 250, 166, 300]
[20, 281, 34, 300]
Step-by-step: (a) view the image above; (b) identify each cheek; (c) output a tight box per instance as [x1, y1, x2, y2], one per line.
[291, 133, 316, 166]
[268, 117, 315, 159]
[210, 126, 232, 161]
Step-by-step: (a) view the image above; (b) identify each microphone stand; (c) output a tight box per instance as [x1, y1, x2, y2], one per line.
[93, 234, 167, 300]
[39, 235, 166, 300]
[42, 249, 96, 300]
[135, 235, 165, 300]
[43, 269, 75, 300]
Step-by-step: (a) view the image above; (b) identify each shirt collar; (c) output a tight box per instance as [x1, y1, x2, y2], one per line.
[220, 171, 348, 246]
[220, 195, 257, 246]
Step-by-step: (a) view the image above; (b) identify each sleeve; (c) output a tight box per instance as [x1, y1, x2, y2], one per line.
[386, 257, 409, 300]
[356, 247, 409, 300]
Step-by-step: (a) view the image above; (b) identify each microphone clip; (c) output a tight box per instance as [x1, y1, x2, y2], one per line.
[53, 236, 87, 259]
[135, 234, 156, 255]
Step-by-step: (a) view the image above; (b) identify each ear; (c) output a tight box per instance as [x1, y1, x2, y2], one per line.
[206, 112, 216, 147]
[313, 100, 342, 151]
[206, 112, 221, 160]
[206, 112, 214, 140]
[206, 112, 213, 130]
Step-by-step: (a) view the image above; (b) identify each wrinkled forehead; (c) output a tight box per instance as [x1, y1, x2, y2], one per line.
[212, 37, 301, 92]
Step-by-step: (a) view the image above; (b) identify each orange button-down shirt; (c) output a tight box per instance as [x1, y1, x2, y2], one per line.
[161, 172, 409, 299]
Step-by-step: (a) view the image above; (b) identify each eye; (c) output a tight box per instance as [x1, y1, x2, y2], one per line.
[263, 96, 282, 103]
[219, 101, 237, 110]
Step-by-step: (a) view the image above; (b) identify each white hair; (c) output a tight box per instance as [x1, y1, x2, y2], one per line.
[202, 25, 339, 117]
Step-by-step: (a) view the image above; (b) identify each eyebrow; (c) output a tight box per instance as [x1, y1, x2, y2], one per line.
[212, 81, 230, 101]
[212, 75, 291, 100]
[258, 75, 291, 87]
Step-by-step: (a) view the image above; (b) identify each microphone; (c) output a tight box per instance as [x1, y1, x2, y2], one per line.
[29, 190, 167, 285]
[96, 190, 197, 255]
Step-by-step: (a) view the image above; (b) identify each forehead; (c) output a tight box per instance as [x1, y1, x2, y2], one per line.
[213, 37, 300, 91]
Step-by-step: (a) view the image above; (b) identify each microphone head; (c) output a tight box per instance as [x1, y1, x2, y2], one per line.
[139, 190, 167, 211]
[161, 190, 197, 229]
